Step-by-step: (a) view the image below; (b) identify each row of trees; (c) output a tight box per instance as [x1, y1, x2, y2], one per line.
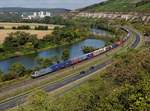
[0, 25, 49, 30]
[15, 48, 150, 111]
[12, 25, 31, 30]
[92, 19, 126, 38]
[42, 16, 67, 25]
[17, 16, 67, 25]
[43, 26, 90, 45]
[35, 25, 48, 30]
[135, 0, 150, 7]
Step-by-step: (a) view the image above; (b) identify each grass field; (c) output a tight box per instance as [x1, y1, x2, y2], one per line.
[0, 30, 53, 43]
[0, 22, 62, 43]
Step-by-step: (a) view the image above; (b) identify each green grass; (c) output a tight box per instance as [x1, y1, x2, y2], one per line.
[136, 2, 150, 11]
[80, 0, 150, 12]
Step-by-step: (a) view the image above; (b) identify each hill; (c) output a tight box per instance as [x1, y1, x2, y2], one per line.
[79, 0, 150, 12]
[0, 7, 71, 22]
[0, 7, 71, 13]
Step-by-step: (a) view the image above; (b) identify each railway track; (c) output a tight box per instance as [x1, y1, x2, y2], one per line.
[0, 27, 141, 111]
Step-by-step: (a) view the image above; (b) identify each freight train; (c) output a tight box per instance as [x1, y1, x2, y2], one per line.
[31, 28, 130, 78]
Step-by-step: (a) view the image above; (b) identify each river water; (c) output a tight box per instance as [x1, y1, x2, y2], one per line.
[0, 29, 108, 73]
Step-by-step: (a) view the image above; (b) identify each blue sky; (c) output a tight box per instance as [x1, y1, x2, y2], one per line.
[0, 0, 106, 9]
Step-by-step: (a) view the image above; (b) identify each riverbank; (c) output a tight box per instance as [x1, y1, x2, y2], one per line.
[0, 30, 112, 61]
[0, 37, 88, 61]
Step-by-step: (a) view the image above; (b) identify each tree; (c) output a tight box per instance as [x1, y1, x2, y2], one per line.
[9, 63, 26, 78]
[29, 35, 40, 49]
[27, 90, 50, 111]
[3, 35, 17, 50]
[3, 31, 39, 50]
[35, 25, 48, 30]
[17, 25, 31, 30]
[42, 16, 66, 25]
[24, 42, 34, 50]
[36, 57, 53, 68]
[62, 49, 70, 61]
[0, 26, 4, 29]
[0, 70, 3, 82]
[82, 46, 97, 54]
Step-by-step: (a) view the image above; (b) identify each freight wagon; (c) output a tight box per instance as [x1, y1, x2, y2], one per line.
[31, 28, 130, 78]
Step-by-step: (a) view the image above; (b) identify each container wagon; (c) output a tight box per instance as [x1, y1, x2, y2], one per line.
[32, 28, 130, 78]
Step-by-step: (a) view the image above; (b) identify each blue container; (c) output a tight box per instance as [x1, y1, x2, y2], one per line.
[87, 53, 93, 59]
[51, 64, 59, 71]
[112, 44, 118, 48]
[80, 55, 88, 61]
[64, 60, 72, 67]
[57, 62, 65, 69]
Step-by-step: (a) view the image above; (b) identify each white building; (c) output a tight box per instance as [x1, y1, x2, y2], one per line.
[22, 11, 51, 20]
[33, 12, 37, 17]
[38, 11, 44, 18]
[46, 12, 51, 17]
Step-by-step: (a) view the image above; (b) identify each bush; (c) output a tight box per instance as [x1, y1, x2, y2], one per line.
[12, 25, 31, 30]
[36, 57, 53, 68]
[9, 63, 26, 78]
[27, 90, 50, 110]
[0, 70, 3, 82]
[12, 26, 17, 29]
[35, 25, 48, 30]
[62, 49, 70, 61]
[82, 46, 97, 54]
[0, 26, 4, 29]
[3, 31, 39, 50]
[135, 0, 150, 7]
[1, 74, 13, 81]
[105, 49, 150, 85]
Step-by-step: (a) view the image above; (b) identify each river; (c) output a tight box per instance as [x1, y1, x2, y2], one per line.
[0, 29, 108, 73]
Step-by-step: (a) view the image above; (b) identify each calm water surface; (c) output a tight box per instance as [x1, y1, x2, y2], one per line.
[0, 29, 108, 73]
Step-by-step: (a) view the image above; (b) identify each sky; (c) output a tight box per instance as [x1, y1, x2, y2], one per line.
[0, 0, 106, 9]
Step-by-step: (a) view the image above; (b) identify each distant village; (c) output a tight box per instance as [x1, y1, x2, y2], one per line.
[0, 8, 74, 21]
[21, 11, 51, 19]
